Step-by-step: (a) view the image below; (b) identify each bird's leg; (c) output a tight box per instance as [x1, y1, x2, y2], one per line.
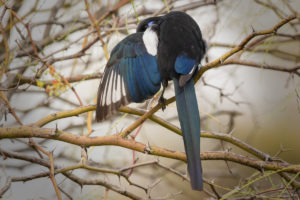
[159, 80, 168, 111]
[159, 87, 166, 110]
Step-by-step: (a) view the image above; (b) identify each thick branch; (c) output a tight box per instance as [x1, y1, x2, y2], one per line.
[1, 127, 300, 174]
[31, 105, 274, 162]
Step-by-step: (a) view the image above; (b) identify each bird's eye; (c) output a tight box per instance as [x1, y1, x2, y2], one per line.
[147, 21, 153, 26]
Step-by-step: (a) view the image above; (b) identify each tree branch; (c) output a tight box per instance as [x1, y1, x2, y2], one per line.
[1, 127, 300, 174]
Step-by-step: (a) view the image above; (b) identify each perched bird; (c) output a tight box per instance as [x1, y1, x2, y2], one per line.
[96, 11, 206, 190]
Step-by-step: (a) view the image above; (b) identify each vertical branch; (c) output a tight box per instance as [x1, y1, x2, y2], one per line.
[95, 0, 131, 25]
[83, 0, 111, 138]
[131, 0, 140, 23]
[33, 145, 62, 200]
[0, 5, 9, 79]
[0, 177, 11, 198]
[0, 91, 23, 125]
[85, 109, 93, 136]
[84, 0, 109, 60]
[43, 0, 66, 39]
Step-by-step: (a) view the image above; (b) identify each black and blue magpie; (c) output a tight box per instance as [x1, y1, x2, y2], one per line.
[96, 11, 206, 190]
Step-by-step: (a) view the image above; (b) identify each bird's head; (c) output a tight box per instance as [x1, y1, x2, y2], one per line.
[137, 17, 162, 56]
[136, 17, 161, 33]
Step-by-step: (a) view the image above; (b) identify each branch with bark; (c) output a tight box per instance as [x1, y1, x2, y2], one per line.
[1, 0, 299, 199]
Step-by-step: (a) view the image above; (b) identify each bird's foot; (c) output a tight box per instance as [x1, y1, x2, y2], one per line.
[159, 96, 166, 111]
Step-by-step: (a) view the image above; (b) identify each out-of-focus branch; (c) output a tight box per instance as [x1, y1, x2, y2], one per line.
[0, 91, 23, 125]
[0, 148, 144, 199]
[0, 6, 9, 78]
[211, 40, 300, 62]
[7, 6, 84, 107]
[11, 73, 102, 89]
[0, 177, 11, 198]
[42, 0, 66, 39]
[84, 0, 109, 60]
[64, 172, 143, 200]
[253, 0, 286, 19]
[32, 145, 62, 200]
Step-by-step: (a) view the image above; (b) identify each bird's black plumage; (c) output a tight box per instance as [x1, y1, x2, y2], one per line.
[158, 12, 205, 83]
[96, 11, 206, 190]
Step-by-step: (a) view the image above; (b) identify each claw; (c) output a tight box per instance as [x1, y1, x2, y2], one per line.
[159, 96, 166, 111]
[159, 80, 168, 111]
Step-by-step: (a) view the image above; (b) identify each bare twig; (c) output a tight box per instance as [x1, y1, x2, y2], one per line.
[0, 177, 11, 198]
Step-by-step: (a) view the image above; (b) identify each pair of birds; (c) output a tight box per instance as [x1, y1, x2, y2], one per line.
[96, 11, 206, 191]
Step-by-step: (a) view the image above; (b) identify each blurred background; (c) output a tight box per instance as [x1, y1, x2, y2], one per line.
[0, 0, 300, 199]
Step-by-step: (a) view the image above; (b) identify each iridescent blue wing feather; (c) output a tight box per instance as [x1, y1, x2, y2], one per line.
[96, 33, 161, 121]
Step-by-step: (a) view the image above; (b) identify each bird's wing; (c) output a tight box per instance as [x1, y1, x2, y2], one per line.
[96, 32, 161, 122]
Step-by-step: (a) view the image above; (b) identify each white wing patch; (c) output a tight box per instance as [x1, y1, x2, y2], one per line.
[101, 68, 127, 107]
[143, 27, 158, 56]
[97, 66, 130, 121]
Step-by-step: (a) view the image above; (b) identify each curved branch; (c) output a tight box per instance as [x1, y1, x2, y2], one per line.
[120, 107, 271, 160]
[1, 126, 300, 174]
[64, 172, 143, 200]
[194, 14, 297, 82]
[222, 59, 300, 76]
[0, 177, 11, 198]
[32, 105, 274, 162]
[34, 105, 96, 127]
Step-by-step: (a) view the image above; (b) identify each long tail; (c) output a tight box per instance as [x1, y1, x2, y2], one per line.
[173, 78, 202, 190]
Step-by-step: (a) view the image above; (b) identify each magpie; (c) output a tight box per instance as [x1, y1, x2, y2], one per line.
[96, 11, 206, 190]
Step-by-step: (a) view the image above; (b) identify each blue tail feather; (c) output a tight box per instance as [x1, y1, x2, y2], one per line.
[173, 78, 202, 190]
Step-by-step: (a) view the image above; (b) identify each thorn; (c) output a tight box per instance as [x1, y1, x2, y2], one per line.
[55, 123, 58, 133]
[226, 147, 232, 152]
[51, 148, 55, 154]
[159, 96, 166, 111]
[81, 147, 88, 163]
[228, 128, 235, 135]
[205, 55, 209, 63]
[51, 123, 59, 136]
[118, 174, 121, 183]
[156, 157, 159, 163]
[251, 25, 256, 33]
[264, 155, 270, 162]
[219, 58, 224, 64]
[144, 142, 152, 154]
